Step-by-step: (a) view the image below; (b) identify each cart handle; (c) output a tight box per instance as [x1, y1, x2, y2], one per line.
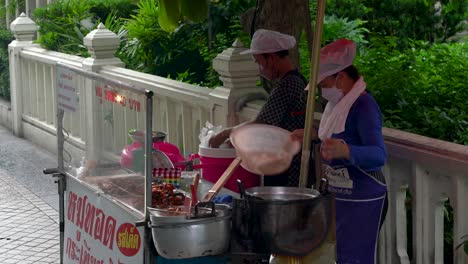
[43, 168, 60, 174]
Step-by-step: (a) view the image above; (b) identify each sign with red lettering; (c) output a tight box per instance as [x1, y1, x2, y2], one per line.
[64, 177, 144, 264]
[57, 67, 79, 112]
[116, 223, 141, 257]
[95, 83, 142, 112]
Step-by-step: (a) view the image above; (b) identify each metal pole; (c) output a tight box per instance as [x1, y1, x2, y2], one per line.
[57, 109, 65, 171]
[56, 108, 65, 264]
[57, 173, 66, 264]
[144, 90, 154, 264]
[299, 0, 327, 188]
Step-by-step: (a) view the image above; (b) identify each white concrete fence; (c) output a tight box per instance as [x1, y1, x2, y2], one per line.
[4, 13, 468, 264]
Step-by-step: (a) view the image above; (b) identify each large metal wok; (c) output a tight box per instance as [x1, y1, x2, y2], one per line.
[148, 158, 241, 259]
[149, 202, 231, 259]
[232, 182, 332, 256]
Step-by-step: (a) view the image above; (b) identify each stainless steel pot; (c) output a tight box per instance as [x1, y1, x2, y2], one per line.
[232, 185, 332, 256]
[149, 202, 231, 259]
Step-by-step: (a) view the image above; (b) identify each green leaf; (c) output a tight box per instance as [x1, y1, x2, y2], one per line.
[158, 0, 180, 32]
[180, 0, 208, 22]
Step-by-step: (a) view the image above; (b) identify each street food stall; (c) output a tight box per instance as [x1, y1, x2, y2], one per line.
[47, 61, 333, 264]
[48, 62, 242, 264]
[48, 62, 149, 264]
[45, 0, 336, 263]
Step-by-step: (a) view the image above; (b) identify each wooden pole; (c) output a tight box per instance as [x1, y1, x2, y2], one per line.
[298, 0, 326, 188]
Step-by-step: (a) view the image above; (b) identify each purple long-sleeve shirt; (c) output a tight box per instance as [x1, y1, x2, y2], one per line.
[331, 92, 387, 171]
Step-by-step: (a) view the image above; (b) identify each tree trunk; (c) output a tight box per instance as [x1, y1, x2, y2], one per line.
[240, 0, 312, 68]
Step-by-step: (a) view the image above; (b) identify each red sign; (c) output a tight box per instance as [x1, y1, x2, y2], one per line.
[116, 223, 141, 257]
[95, 84, 141, 112]
[64, 184, 143, 263]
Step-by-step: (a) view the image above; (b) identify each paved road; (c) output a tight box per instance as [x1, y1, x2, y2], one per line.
[0, 125, 60, 263]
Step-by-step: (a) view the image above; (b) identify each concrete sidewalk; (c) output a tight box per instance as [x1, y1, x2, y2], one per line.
[0, 125, 59, 210]
[0, 125, 60, 263]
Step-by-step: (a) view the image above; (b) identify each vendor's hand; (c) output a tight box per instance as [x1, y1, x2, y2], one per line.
[222, 139, 234, 148]
[208, 128, 231, 148]
[290, 129, 305, 142]
[321, 139, 350, 161]
[290, 128, 318, 142]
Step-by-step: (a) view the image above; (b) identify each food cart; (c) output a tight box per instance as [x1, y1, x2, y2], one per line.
[46, 62, 240, 264]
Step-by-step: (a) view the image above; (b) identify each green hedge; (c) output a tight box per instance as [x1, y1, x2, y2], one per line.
[33, 0, 137, 57]
[0, 29, 12, 100]
[356, 39, 468, 145]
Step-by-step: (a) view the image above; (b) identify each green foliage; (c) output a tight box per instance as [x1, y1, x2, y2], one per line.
[33, 0, 136, 56]
[34, 0, 94, 56]
[88, 0, 137, 22]
[298, 31, 310, 78]
[0, 29, 12, 100]
[120, 0, 254, 85]
[119, 0, 207, 83]
[199, 11, 251, 85]
[325, 0, 468, 48]
[158, 0, 181, 32]
[7, 0, 25, 21]
[0, 6, 8, 28]
[444, 200, 454, 262]
[356, 38, 468, 145]
[321, 15, 368, 47]
[192, 0, 254, 86]
[181, 0, 209, 23]
[157, 0, 210, 32]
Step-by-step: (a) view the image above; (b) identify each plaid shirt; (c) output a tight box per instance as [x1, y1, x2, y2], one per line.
[255, 70, 311, 187]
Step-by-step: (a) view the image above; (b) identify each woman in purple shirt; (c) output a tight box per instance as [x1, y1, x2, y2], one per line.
[292, 39, 388, 264]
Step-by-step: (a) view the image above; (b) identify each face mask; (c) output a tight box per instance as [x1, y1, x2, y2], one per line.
[321, 86, 344, 103]
[258, 56, 278, 81]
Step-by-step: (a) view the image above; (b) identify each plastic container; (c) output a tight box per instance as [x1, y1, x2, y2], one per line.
[128, 130, 167, 143]
[230, 124, 301, 176]
[192, 146, 260, 193]
[154, 142, 186, 165]
[120, 130, 186, 170]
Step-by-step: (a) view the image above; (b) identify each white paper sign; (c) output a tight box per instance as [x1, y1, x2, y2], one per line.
[64, 177, 144, 264]
[57, 67, 79, 112]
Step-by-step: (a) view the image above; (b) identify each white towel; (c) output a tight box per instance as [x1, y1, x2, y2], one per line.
[318, 77, 367, 140]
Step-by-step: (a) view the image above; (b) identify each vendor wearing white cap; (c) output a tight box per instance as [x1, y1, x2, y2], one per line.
[210, 29, 312, 187]
[292, 39, 388, 264]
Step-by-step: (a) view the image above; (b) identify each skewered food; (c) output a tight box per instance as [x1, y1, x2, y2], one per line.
[151, 183, 184, 208]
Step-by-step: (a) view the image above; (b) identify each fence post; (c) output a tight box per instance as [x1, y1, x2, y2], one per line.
[8, 13, 39, 136]
[82, 23, 123, 160]
[452, 173, 468, 264]
[209, 39, 264, 127]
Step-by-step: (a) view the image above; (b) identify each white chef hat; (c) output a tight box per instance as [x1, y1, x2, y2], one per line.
[317, 39, 356, 83]
[240, 29, 296, 55]
[305, 39, 357, 90]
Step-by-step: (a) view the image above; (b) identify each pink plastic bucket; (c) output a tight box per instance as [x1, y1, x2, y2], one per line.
[193, 146, 260, 193]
